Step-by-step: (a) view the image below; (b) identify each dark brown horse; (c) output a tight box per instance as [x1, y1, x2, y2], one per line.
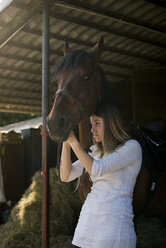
[47, 37, 166, 221]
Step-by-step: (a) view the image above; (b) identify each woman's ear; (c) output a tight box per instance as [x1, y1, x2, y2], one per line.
[63, 39, 71, 55]
[91, 35, 104, 59]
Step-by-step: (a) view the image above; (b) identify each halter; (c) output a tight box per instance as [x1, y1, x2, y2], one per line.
[56, 89, 85, 114]
[55, 68, 101, 128]
[56, 88, 86, 128]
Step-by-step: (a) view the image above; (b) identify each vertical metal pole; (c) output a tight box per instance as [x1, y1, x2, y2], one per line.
[42, 1, 49, 248]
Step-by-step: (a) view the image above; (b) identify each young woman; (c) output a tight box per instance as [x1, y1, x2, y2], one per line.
[60, 104, 142, 248]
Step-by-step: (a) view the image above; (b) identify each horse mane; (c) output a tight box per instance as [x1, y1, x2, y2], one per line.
[53, 50, 95, 77]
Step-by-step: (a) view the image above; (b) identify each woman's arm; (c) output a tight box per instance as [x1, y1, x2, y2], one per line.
[60, 141, 72, 182]
[91, 140, 142, 177]
[67, 131, 94, 176]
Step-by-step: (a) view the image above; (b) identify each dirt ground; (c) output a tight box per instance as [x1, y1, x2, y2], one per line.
[136, 214, 166, 248]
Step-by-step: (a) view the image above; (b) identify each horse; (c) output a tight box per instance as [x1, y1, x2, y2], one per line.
[47, 36, 166, 224]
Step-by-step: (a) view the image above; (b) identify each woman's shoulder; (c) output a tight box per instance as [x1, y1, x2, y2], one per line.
[125, 138, 141, 146]
[123, 139, 142, 153]
[110, 139, 142, 162]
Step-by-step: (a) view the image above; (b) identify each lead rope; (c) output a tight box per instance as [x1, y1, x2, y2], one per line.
[40, 125, 48, 248]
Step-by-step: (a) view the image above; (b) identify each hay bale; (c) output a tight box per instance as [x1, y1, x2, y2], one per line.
[0, 168, 81, 248]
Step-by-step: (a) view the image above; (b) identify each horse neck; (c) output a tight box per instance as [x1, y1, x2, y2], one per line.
[99, 66, 116, 105]
[79, 116, 92, 149]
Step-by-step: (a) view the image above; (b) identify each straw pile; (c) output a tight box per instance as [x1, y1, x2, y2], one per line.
[0, 168, 81, 248]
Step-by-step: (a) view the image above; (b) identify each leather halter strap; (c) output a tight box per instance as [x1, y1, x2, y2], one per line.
[56, 89, 85, 114]
[55, 69, 100, 128]
[56, 88, 86, 128]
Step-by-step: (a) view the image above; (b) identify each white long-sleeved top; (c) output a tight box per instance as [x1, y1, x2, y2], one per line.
[67, 139, 142, 248]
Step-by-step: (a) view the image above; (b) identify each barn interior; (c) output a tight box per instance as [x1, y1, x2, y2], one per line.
[0, 1, 166, 247]
[0, 0, 165, 124]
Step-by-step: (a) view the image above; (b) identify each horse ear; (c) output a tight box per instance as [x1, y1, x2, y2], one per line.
[91, 35, 104, 59]
[63, 39, 71, 55]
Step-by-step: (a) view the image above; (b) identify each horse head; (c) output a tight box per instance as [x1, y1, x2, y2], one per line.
[47, 36, 104, 142]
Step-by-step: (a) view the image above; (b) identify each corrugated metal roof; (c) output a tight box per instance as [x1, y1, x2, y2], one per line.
[0, 0, 166, 124]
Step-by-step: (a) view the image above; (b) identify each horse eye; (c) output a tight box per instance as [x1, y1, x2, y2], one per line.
[84, 75, 89, 80]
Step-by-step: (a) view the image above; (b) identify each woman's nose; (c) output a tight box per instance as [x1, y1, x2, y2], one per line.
[91, 125, 95, 133]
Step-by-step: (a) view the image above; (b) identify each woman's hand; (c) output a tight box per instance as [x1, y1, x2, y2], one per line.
[67, 130, 78, 146]
[66, 130, 93, 176]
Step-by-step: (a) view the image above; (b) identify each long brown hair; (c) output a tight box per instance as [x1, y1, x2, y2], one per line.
[92, 104, 130, 157]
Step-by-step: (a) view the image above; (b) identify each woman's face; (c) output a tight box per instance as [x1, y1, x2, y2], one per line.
[90, 115, 104, 143]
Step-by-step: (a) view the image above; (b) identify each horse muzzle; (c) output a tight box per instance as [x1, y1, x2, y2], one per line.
[46, 114, 73, 142]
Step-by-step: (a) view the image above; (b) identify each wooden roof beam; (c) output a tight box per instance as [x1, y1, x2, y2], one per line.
[144, 0, 166, 8]
[0, 52, 132, 71]
[0, 107, 40, 114]
[1, 9, 165, 49]
[15, 30, 166, 64]
[0, 95, 41, 104]
[51, 0, 166, 35]
[0, 3, 42, 49]
[0, 86, 41, 95]
[0, 103, 41, 114]
[0, 101, 41, 110]
[0, 75, 41, 85]
[0, 52, 41, 64]
[0, 65, 41, 75]
[49, 11, 166, 49]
